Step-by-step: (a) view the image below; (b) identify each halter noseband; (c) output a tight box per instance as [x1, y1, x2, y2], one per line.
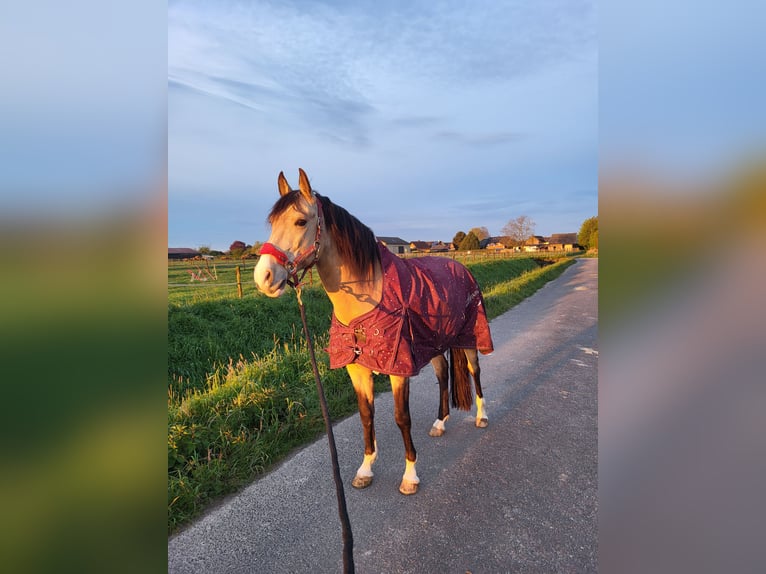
[260, 196, 323, 289]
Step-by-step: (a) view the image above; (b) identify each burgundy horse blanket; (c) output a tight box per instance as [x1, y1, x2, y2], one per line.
[327, 242, 494, 376]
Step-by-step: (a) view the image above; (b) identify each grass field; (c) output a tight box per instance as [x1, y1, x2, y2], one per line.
[168, 253, 577, 533]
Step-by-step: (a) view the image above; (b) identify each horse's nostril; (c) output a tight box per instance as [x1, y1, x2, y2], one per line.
[264, 269, 271, 284]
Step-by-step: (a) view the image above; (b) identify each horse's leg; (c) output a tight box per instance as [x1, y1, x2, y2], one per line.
[466, 349, 488, 428]
[347, 363, 378, 489]
[429, 354, 450, 437]
[390, 375, 419, 495]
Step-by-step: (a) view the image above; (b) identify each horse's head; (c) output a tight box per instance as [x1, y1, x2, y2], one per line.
[254, 168, 322, 297]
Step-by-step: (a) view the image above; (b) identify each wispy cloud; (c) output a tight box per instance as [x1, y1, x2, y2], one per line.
[432, 130, 524, 147]
[390, 115, 444, 129]
[169, 0, 595, 143]
[169, 0, 378, 143]
[168, 75, 268, 113]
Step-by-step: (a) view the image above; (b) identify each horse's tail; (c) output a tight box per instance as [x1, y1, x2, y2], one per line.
[449, 348, 473, 411]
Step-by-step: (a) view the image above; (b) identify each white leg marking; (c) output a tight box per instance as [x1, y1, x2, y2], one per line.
[429, 416, 449, 437]
[403, 457, 419, 484]
[432, 418, 446, 432]
[476, 396, 488, 427]
[399, 457, 420, 494]
[356, 441, 378, 478]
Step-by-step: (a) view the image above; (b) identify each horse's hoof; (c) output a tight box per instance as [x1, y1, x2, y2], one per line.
[428, 426, 444, 437]
[476, 418, 489, 428]
[399, 480, 419, 495]
[352, 474, 373, 489]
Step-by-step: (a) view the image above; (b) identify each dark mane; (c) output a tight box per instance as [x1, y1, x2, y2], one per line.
[268, 190, 379, 279]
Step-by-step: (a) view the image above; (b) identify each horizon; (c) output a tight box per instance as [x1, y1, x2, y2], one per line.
[168, 223, 589, 252]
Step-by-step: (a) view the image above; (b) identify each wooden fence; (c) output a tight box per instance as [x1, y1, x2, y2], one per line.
[167, 259, 317, 301]
[168, 250, 575, 300]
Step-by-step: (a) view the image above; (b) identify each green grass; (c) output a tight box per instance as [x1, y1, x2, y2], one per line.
[167, 260, 262, 305]
[167, 254, 577, 533]
[167, 336, 380, 532]
[482, 258, 576, 320]
[168, 287, 331, 400]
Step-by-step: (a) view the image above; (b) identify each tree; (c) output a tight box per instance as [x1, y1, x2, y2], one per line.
[229, 240, 247, 258]
[502, 215, 536, 244]
[452, 231, 466, 249]
[458, 231, 480, 251]
[578, 216, 598, 250]
[198, 245, 211, 255]
[250, 241, 264, 256]
[468, 226, 490, 241]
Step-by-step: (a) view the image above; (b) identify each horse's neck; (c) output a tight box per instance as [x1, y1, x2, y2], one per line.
[316, 245, 383, 326]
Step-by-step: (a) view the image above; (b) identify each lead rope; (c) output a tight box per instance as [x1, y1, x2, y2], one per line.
[294, 283, 355, 573]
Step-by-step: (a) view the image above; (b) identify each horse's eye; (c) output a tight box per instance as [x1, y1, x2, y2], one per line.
[296, 219, 307, 228]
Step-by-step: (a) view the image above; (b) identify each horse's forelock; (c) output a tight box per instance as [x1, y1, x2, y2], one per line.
[267, 190, 304, 223]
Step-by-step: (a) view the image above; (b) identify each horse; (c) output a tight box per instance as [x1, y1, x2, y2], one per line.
[254, 168, 494, 495]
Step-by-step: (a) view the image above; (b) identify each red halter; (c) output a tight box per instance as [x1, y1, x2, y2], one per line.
[260, 196, 323, 288]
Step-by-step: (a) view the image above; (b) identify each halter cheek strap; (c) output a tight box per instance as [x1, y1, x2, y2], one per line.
[261, 196, 323, 288]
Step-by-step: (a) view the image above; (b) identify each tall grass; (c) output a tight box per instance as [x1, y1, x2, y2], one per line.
[167, 255, 577, 533]
[167, 336, 379, 532]
[168, 287, 332, 400]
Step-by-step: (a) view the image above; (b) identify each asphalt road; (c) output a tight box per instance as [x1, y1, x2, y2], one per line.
[169, 258, 598, 573]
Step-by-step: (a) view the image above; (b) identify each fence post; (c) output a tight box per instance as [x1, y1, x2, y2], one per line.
[236, 265, 243, 298]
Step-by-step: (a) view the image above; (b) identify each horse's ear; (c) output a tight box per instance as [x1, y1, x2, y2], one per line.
[298, 168, 313, 202]
[278, 171, 293, 196]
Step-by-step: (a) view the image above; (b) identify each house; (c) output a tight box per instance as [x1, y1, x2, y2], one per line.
[409, 241, 432, 252]
[548, 233, 582, 252]
[168, 247, 200, 260]
[497, 235, 514, 248]
[479, 236, 507, 251]
[523, 236, 548, 252]
[410, 240, 451, 253]
[378, 236, 411, 255]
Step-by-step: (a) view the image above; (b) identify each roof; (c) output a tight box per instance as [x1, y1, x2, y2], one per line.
[377, 236, 409, 245]
[549, 233, 579, 245]
[168, 247, 200, 255]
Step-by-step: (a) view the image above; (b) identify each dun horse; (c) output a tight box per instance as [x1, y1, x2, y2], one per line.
[254, 169, 494, 495]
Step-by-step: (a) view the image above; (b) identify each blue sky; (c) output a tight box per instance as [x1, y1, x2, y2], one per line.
[168, 0, 598, 251]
